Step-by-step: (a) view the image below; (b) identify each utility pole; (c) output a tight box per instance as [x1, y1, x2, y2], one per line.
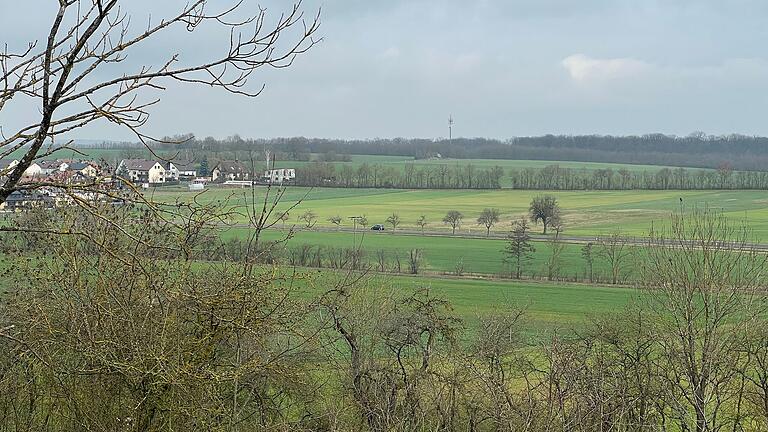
[264, 142, 272, 184]
[349, 216, 363, 248]
[448, 115, 455, 141]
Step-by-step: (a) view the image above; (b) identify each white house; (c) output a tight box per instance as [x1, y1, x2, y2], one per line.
[38, 160, 69, 175]
[263, 168, 296, 184]
[212, 160, 249, 182]
[0, 160, 43, 177]
[163, 162, 179, 182]
[67, 162, 99, 178]
[23, 162, 43, 177]
[117, 159, 167, 184]
[173, 160, 198, 181]
[0, 159, 19, 176]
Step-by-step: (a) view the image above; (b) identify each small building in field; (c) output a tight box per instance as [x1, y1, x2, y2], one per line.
[212, 160, 250, 182]
[263, 168, 296, 184]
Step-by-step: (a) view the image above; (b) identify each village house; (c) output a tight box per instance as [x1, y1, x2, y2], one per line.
[172, 160, 198, 181]
[38, 160, 69, 175]
[67, 162, 99, 177]
[116, 159, 167, 184]
[47, 170, 90, 185]
[23, 162, 43, 177]
[0, 159, 18, 174]
[1, 190, 56, 211]
[212, 160, 250, 182]
[162, 161, 180, 182]
[0, 160, 44, 177]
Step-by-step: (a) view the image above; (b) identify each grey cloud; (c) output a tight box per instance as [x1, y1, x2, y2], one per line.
[2, 1, 768, 140]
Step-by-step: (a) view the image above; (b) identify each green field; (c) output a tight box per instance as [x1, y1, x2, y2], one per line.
[155, 186, 768, 240]
[228, 228, 620, 279]
[304, 272, 641, 333]
[266, 154, 689, 172]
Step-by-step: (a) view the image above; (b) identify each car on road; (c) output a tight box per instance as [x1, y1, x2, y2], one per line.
[370, 224, 385, 231]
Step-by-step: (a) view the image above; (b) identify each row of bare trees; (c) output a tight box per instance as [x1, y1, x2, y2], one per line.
[294, 161, 506, 189]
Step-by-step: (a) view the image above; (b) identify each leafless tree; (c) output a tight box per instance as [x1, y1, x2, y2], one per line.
[299, 209, 317, 229]
[320, 285, 460, 432]
[416, 214, 428, 233]
[0, 0, 320, 204]
[328, 214, 342, 230]
[641, 208, 768, 432]
[477, 207, 501, 237]
[545, 226, 565, 280]
[442, 210, 463, 235]
[596, 230, 633, 284]
[581, 242, 594, 283]
[529, 195, 561, 235]
[408, 248, 424, 274]
[277, 210, 291, 230]
[386, 212, 401, 231]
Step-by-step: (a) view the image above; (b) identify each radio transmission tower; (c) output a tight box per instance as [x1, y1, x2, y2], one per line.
[448, 115, 455, 141]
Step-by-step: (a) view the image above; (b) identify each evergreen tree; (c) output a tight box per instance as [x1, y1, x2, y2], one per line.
[199, 156, 210, 177]
[503, 218, 535, 279]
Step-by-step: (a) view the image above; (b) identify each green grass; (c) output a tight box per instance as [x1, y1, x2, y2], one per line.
[313, 272, 641, 333]
[227, 228, 621, 279]
[154, 187, 768, 240]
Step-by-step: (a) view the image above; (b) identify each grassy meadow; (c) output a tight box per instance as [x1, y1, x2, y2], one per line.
[303, 272, 641, 333]
[153, 186, 768, 240]
[226, 228, 621, 279]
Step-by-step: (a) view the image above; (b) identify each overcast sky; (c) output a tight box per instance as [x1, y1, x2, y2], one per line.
[3, 1, 768, 140]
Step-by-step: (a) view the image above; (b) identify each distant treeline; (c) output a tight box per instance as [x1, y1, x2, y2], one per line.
[293, 162, 768, 190]
[130, 133, 768, 171]
[294, 161, 505, 189]
[510, 164, 768, 190]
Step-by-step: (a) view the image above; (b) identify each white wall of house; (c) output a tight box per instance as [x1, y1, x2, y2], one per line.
[166, 163, 179, 181]
[80, 165, 98, 177]
[148, 163, 166, 183]
[263, 168, 296, 183]
[121, 160, 167, 183]
[24, 163, 43, 177]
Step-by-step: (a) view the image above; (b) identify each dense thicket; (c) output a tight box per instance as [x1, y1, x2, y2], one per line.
[132, 133, 768, 171]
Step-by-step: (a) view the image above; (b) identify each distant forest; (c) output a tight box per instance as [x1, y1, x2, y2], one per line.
[110, 133, 768, 171]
